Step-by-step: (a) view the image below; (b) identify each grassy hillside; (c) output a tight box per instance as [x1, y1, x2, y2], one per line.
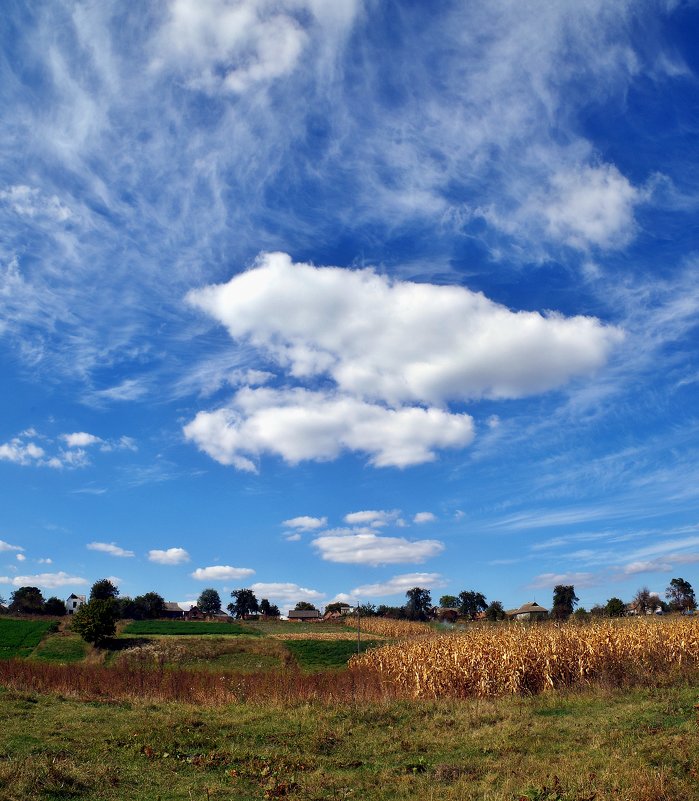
[0, 619, 56, 659]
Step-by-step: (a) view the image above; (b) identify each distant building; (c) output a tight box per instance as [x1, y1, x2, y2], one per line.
[162, 602, 185, 619]
[288, 609, 322, 621]
[511, 601, 548, 621]
[65, 594, 86, 615]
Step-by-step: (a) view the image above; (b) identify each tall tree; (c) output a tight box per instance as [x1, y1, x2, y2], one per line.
[485, 600, 506, 621]
[404, 587, 432, 621]
[197, 588, 222, 615]
[552, 585, 579, 620]
[259, 598, 280, 618]
[71, 599, 119, 646]
[43, 597, 67, 616]
[9, 586, 45, 614]
[439, 595, 459, 608]
[666, 577, 696, 612]
[294, 601, 317, 611]
[89, 579, 119, 602]
[228, 588, 259, 619]
[605, 597, 626, 618]
[458, 590, 488, 619]
[632, 586, 654, 615]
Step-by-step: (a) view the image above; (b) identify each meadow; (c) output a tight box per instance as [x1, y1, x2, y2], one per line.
[0, 615, 698, 800]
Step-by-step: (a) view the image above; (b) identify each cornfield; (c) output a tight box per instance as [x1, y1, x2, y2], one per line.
[356, 617, 433, 639]
[350, 617, 699, 698]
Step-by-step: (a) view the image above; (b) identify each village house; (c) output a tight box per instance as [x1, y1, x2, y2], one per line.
[288, 609, 322, 621]
[510, 601, 549, 621]
[65, 594, 86, 615]
[162, 602, 185, 619]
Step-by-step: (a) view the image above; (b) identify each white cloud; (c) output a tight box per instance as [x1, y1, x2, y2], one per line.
[250, 581, 324, 610]
[312, 531, 444, 566]
[188, 253, 623, 407]
[282, 515, 327, 531]
[346, 572, 447, 598]
[0, 184, 72, 222]
[87, 541, 135, 558]
[527, 572, 599, 590]
[61, 432, 102, 448]
[37, 557, 52, 565]
[15, 554, 25, 562]
[623, 560, 672, 575]
[0, 540, 23, 553]
[191, 565, 255, 581]
[344, 510, 400, 528]
[0, 571, 88, 589]
[0, 436, 45, 466]
[154, 0, 359, 95]
[184, 387, 475, 471]
[413, 512, 436, 524]
[148, 547, 190, 565]
[284, 532, 301, 542]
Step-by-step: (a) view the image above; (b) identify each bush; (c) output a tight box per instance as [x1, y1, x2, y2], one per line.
[71, 600, 119, 646]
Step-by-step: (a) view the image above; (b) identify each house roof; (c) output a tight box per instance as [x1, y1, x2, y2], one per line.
[163, 602, 184, 612]
[66, 594, 86, 601]
[288, 609, 321, 618]
[514, 602, 548, 614]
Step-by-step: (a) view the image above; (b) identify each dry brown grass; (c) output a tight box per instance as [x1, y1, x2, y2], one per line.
[355, 616, 432, 639]
[351, 616, 699, 698]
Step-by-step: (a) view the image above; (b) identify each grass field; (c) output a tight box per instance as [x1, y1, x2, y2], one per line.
[0, 684, 698, 800]
[0, 619, 56, 659]
[284, 638, 379, 671]
[31, 634, 88, 664]
[121, 620, 256, 636]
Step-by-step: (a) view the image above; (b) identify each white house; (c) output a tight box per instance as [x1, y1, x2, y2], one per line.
[65, 593, 86, 614]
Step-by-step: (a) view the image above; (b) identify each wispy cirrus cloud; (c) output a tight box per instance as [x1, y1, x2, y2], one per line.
[87, 542, 135, 558]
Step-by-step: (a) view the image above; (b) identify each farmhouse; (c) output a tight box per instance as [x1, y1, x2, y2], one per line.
[65, 594, 86, 615]
[288, 609, 322, 621]
[511, 601, 548, 621]
[162, 602, 185, 619]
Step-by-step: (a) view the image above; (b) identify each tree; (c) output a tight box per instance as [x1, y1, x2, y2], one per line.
[355, 602, 377, 617]
[9, 586, 45, 614]
[552, 585, 579, 620]
[605, 597, 626, 618]
[324, 602, 348, 615]
[71, 599, 119, 646]
[458, 590, 488, 620]
[439, 595, 459, 609]
[294, 601, 318, 611]
[632, 586, 654, 615]
[197, 588, 222, 615]
[228, 588, 259, 619]
[43, 597, 67, 616]
[485, 600, 506, 621]
[666, 577, 696, 613]
[134, 592, 165, 619]
[405, 587, 432, 621]
[259, 598, 280, 618]
[89, 578, 119, 602]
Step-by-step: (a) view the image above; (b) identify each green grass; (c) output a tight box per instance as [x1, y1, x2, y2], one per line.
[0, 684, 698, 800]
[121, 620, 256, 636]
[283, 638, 379, 671]
[240, 618, 356, 635]
[0, 619, 55, 659]
[31, 634, 88, 664]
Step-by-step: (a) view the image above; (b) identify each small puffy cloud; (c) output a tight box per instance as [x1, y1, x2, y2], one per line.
[312, 531, 444, 566]
[344, 510, 400, 528]
[61, 432, 102, 448]
[87, 542, 135, 558]
[148, 547, 191, 565]
[346, 572, 447, 598]
[0, 571, 88, 589]
[250, 581, 324, 609]
[413, 512, 437, 524]
[184, 388, 474, 471]
[191, 565, 255, 581]
[284, 532, 301, 542]
[282, 515, 327, 531]
[543, 164, 641, 250]
[15, 553, 25, 562]
[187, 253, 623, 406]
[0, 540, 23, 553]
[37, 558, 52, 565]
[0, 436, 45, 466]
[527, 572, 599, 590]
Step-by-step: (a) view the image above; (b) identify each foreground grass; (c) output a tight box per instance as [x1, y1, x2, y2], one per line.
[0, 683, 697, 800]
[122, 621, 256, 636]
[0, 620, 56, 659]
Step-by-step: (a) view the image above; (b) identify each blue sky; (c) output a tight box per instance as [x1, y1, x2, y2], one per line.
[2, 0, 699, 613]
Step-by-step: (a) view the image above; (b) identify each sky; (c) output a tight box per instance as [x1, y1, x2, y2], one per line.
[1, 0, 699, 614]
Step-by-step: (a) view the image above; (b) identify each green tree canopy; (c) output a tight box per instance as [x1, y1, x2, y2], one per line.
[197, 588, 222, 615]
[552, 585, 579, 620]
[485, 600, 506, 621]
[605, 597, 626, 617]
[9, 586, 45, 614]
[294, 601, 317, 611]
[228, 588, 259, 619]
[71, 599, 119, 646]
[43, 597, 67, 616]
[666, 577, 696, 612]
[405, 587, 432, 621]
[458, 590, 488, 619]
[439, 595, 459, 608]
[259, 598, 280, 617]
[89, 578, 119, 602]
